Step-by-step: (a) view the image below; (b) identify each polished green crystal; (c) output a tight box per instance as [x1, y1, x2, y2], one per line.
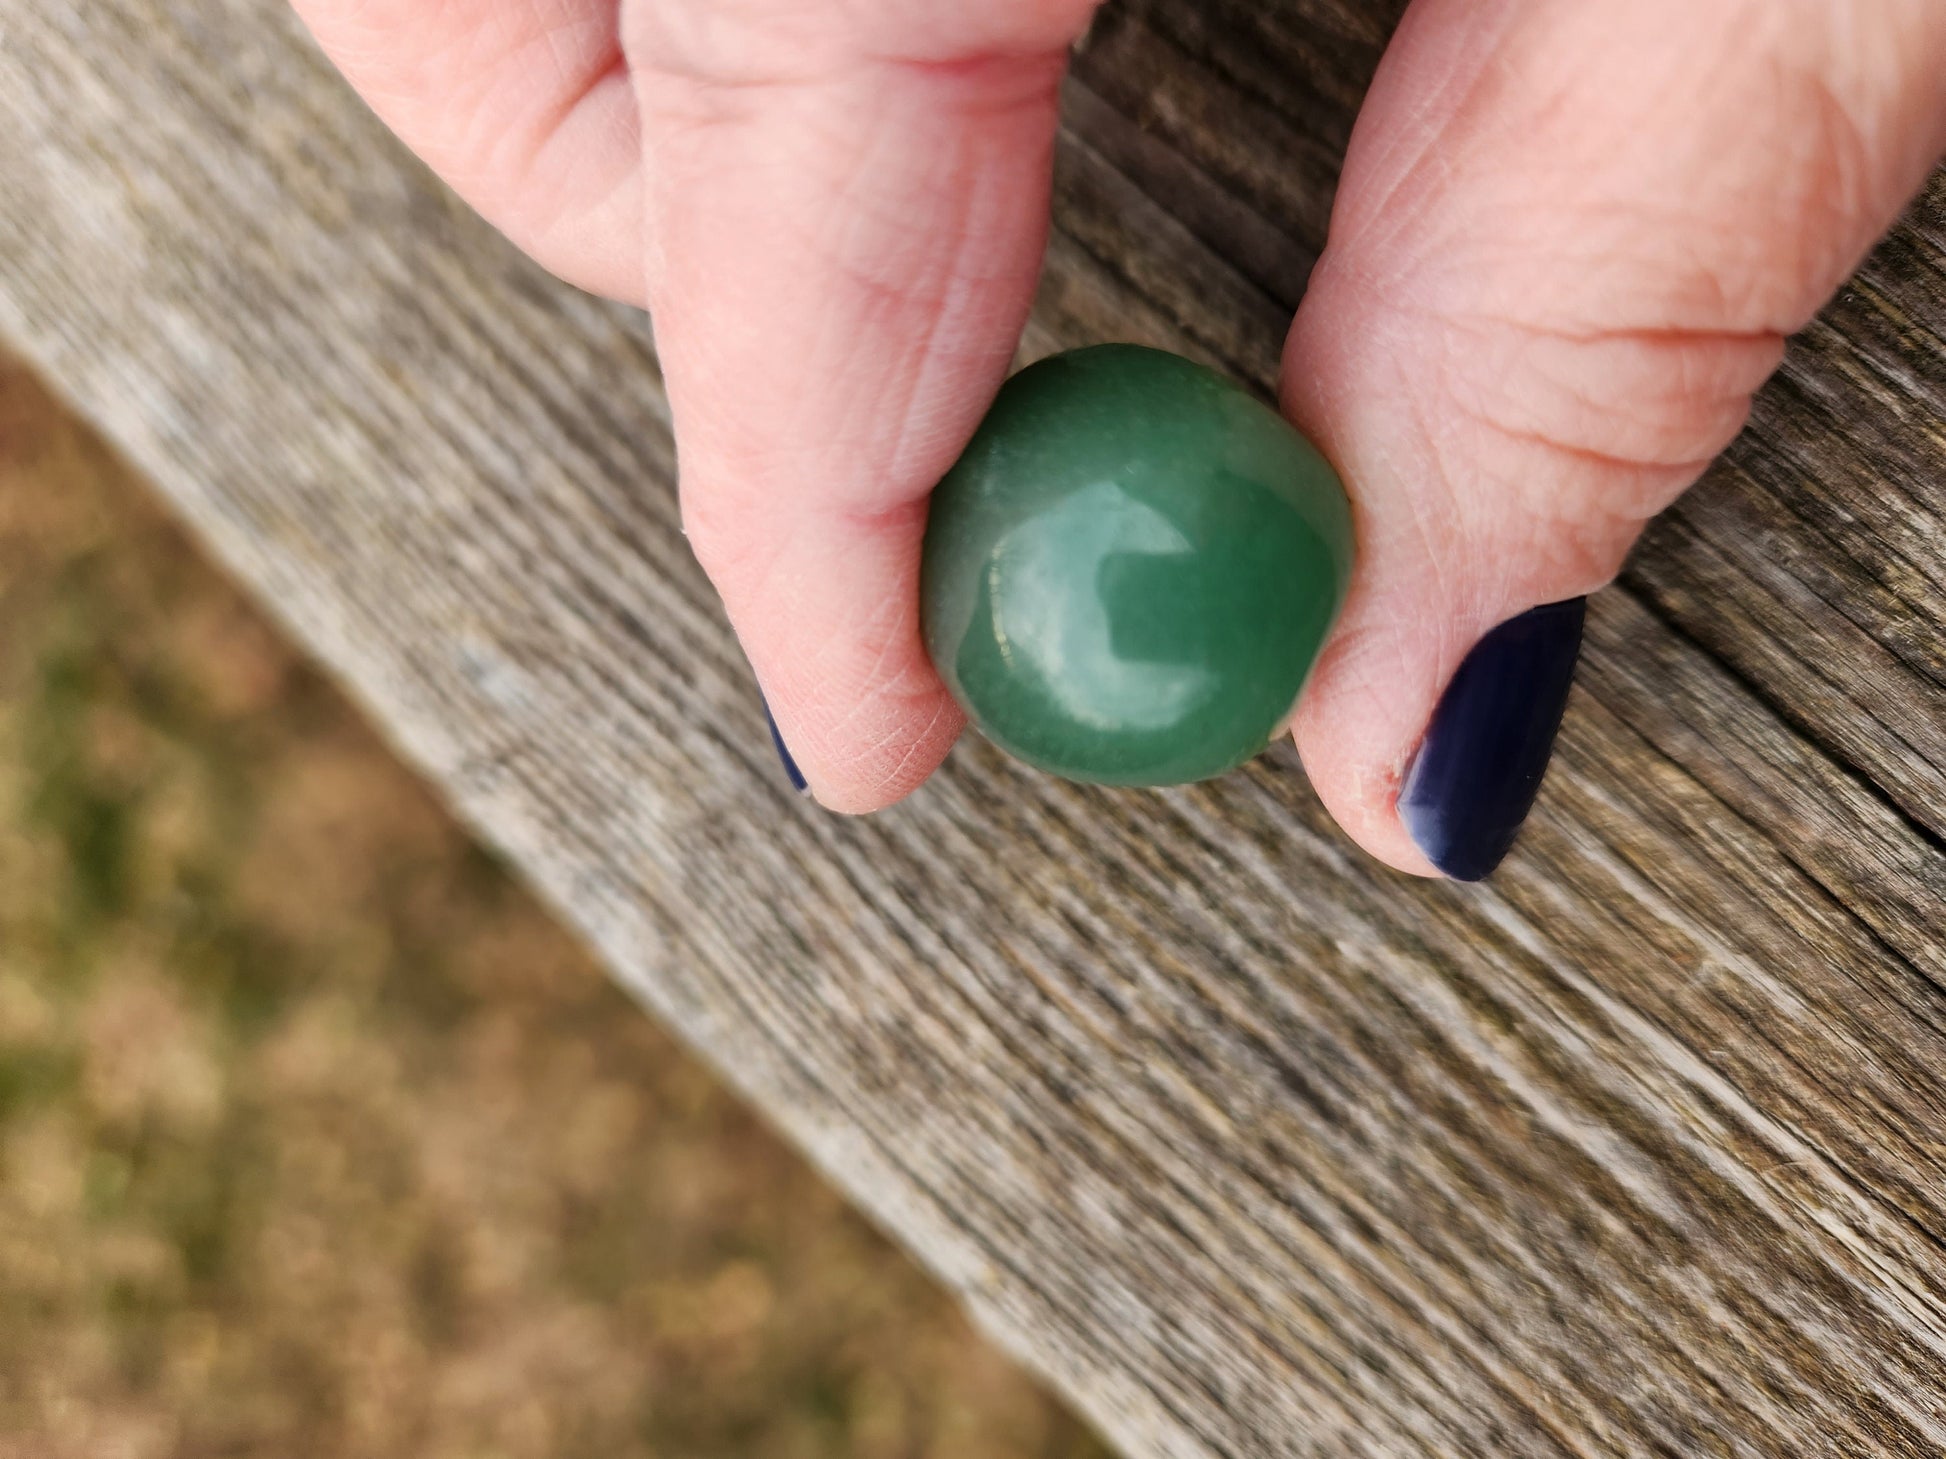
[921, 345, 1355, 787]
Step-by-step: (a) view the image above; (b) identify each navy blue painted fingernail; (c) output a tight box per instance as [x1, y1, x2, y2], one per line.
[762, 698, 809, 794]
[1398, 598, 1588, 882]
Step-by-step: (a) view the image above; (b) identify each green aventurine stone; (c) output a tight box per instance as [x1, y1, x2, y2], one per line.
[921, 346, 1355, 787]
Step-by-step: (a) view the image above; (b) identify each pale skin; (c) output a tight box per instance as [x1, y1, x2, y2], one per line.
[293, 0, 1946, 877]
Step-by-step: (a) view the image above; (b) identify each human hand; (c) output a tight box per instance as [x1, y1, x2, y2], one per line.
[293, 0, 1946, 880]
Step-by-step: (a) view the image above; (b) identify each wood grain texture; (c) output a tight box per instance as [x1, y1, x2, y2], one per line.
[4, 0, 1946, 1454]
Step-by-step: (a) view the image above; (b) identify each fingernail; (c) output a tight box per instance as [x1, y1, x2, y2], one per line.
[1398, 598, 1587, 882]
[762, 697, 809, 794]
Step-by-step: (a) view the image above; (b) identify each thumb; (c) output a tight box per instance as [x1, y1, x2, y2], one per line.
[1285, 0, 1946, 881]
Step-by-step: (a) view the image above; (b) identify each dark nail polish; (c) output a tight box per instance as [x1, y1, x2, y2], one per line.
[763, 698, 809, 794]
[1398, 598, 1587, 882]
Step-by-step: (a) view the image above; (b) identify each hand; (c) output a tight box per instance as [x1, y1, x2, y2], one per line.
[293, 0, 1946, 880]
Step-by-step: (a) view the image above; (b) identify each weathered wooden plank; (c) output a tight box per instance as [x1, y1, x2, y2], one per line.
[3, 0, 1945, 1455]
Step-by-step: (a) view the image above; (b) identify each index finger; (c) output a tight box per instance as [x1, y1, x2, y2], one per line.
[632, 10, 1094, 807]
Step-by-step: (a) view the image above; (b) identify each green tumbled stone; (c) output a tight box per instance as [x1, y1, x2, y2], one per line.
[921, 345, 1354, 787]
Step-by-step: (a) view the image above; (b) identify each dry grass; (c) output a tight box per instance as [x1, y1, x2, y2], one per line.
[0, 357, 1109, 1459]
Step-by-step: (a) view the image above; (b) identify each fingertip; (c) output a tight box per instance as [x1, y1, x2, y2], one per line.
[1290, 644, 1447, 883]
[1294, 593, 1590, 885]
[764, 681, 965, 814]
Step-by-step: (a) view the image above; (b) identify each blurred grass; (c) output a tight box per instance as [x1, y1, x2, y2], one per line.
[0, 356, 1111, 1459]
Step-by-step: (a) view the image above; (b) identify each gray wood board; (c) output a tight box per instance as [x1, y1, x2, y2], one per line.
[4, 0, 1945, 1454]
